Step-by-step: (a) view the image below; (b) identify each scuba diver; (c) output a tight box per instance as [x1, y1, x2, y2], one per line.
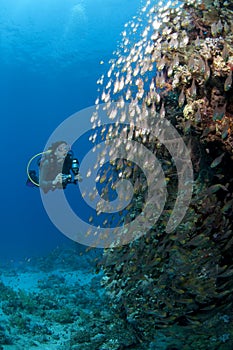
[27, 141, 82, 193]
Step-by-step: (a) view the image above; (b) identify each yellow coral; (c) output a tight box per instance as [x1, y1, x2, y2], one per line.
[183, 104, 194, 119]
[212, 55, 231, 76]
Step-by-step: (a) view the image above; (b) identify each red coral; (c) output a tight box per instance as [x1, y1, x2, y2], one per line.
[227, 62, 233, 71]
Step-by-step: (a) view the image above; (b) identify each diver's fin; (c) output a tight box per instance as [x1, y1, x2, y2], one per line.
[26, 170, 39, 187]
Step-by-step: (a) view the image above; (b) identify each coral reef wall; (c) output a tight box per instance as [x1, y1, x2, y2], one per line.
[96, 0, 233, 348]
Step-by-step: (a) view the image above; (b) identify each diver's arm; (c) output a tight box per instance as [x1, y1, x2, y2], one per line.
[39, 160, 56, 193]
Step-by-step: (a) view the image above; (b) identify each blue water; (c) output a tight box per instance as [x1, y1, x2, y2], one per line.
[0, 0, 142, 261]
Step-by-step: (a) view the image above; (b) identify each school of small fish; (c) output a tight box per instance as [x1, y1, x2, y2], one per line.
[91, 0, 233, 345]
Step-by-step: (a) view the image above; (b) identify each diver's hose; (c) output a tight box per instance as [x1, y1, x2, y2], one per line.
[26, 151, 50, 187]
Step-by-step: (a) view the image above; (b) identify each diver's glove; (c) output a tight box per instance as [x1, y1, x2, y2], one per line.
[52, 173, 63, 185]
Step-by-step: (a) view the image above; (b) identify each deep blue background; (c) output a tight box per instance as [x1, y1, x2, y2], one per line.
[0, 0, 142, 261]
